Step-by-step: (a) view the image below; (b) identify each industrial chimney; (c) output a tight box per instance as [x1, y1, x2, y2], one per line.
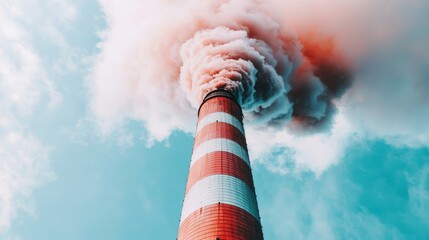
[178, 90, 264, 240]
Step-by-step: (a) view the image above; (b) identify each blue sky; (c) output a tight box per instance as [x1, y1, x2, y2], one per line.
[1, 1, 428, 240]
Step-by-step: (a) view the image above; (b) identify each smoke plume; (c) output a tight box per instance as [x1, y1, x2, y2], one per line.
[91, 0, 429, 173]
[177, 1, 350, 128]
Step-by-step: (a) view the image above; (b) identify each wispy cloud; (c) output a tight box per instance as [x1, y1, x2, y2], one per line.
[0, 0, 77, 234]
[259, 145, 429, 239]
[0, 121, 54, 232]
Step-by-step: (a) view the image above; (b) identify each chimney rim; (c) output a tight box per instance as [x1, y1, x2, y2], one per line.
[197, 89, 240, 117]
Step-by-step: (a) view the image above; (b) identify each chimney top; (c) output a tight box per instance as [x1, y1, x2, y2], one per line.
[198, 89, 238, 116]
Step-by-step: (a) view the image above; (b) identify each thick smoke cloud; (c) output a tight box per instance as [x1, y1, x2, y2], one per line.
[91, 0, 429, 173]
[177, 1, 348, 128]
[180, 26, 293, 121]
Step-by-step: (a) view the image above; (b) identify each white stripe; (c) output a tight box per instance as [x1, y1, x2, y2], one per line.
[191, 138, 249, 167]
[180, 175, 260, 223]
[197, 112, 244, 135]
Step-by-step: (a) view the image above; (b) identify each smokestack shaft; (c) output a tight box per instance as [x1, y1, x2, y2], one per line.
[178, 90, 264, 240]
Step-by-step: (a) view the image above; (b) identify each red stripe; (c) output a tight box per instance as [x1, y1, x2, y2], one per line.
[178, 203, 263, 240]
[185, 151, 254, 194]
[199, 97, 242, 120]
[194, 122, 247, 150]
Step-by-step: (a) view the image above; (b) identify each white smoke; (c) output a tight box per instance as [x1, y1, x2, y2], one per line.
[91, 0, 429, 173]
[180, 26, 293, 119]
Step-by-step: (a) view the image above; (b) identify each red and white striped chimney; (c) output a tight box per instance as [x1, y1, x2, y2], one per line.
[178, 90, 264, 240]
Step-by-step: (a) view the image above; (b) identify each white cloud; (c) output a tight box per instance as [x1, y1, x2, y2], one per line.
[0, 122, 55, 232]
[0, 3, 63, 114]
[51, 0, 77, 23]
[247, 106, 354, 175]
[259, 147, 429, 239]
[0, 0, 73, 234]
[261, 173, 402, 239]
